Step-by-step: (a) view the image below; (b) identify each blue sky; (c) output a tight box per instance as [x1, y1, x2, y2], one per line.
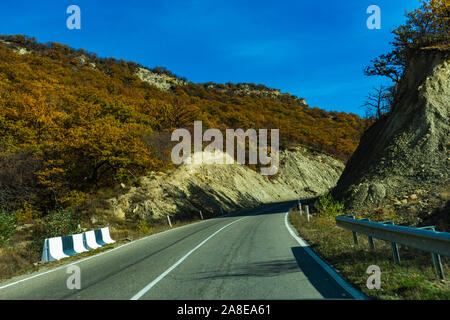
[0, 0, 421, 116]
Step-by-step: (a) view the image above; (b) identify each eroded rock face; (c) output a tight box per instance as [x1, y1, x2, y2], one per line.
[106, 147, 344, 221]
[333, 48, 450, 221]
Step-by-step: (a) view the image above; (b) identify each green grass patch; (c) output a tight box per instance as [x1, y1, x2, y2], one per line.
[289, 208, 450, 300]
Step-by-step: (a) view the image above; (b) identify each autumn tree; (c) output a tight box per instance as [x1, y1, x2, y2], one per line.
[153, 97, 200, 131]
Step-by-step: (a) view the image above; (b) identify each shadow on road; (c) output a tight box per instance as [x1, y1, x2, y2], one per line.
[290, 247, 354, 299]
[192, 258, 302, 280]
[216, 200, 302, 218]
[188, 248, 354, 299]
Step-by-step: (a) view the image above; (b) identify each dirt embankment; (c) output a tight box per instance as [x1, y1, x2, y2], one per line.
[97, 147, 344, 224]
[333, 48, 450, 228]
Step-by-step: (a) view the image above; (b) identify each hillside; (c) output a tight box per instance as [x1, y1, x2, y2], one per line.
[0, 34, 366, 217]
[101, 147, 344, 225]
[333, 47, 450, 229]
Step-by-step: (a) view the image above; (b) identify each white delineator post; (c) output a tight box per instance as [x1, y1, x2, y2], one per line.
[306, 205, 310, 222]
[298, 201, 302, 216]
[199, 210, 203, 220]
[167, 215, 173, 228]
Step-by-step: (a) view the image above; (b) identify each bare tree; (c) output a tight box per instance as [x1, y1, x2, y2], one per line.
[361, 85, 393, 119]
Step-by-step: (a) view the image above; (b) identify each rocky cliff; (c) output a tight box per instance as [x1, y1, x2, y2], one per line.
[333, 47, 449, 227]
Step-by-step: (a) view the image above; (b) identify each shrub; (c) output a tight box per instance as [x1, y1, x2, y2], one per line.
[15, 201, 40, 225]
[59, 190, 87, 209]
[136, 219, 149, 235]
[314, 193, 345, 219]
[367, 205, 398, 223]
[45, 209, 81, 238]
[31, 209, 81, 250]
[0, 210, 16, 247]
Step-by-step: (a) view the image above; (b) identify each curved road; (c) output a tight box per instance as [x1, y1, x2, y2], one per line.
[0, 200, 365, 300]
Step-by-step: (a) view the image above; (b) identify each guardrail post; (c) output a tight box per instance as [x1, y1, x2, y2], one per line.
[382, 221, 401, 264]
[352, 231, 359, 245]
[419, 226, 445, 280]
[391, 242, 401, 264]
[351, 215, 359, 245]
[432, 253, 445, 280]
[361, 218, 375, 249]
[368, 236, 375, 249]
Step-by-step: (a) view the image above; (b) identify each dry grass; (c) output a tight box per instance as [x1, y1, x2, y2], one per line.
[0, 246, 41, 281]
[0, 215, 202, 283]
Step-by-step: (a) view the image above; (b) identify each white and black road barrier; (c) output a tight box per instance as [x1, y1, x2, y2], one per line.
[41, 227, 115, 262]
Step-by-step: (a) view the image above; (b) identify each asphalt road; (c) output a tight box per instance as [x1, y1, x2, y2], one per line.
[0, 200, 365, 300]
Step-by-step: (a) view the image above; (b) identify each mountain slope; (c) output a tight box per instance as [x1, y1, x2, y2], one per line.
[0, 35, 366, 215]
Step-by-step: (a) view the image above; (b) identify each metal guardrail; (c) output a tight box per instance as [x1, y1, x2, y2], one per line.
[335, 215, 450, 279]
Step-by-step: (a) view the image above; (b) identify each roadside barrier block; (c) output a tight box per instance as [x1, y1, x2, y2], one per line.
[100, 227, 115, 245]
[41, 237, 69, 262]
[41, 227, 115, 262]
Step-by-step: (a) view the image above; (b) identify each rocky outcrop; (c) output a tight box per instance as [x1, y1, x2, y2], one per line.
[0, 40, 32, 55]
[135, 67, 187, 91]
[105, 147, 344, 222]
[134, 69, 307, 106]
[333, 47, 449, 225]
[203, 83, 308, 106]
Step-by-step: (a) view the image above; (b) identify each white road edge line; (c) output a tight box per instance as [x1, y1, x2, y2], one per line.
[130, 217, 246, 300]
[0, 217, 211, 290]
[284, 211, 368, 300]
